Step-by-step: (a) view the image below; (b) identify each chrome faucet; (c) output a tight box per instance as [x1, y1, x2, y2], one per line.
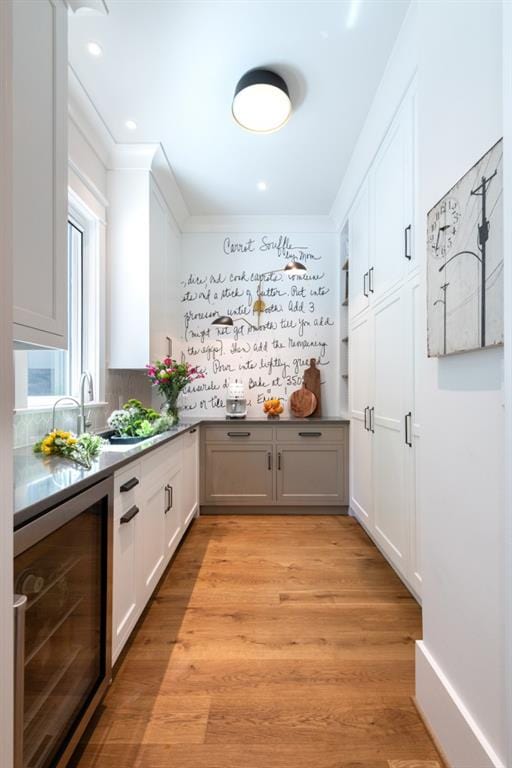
[51, 372, 95, 435]
[79, 371, 94, 433]
[52, 397, 81, 434]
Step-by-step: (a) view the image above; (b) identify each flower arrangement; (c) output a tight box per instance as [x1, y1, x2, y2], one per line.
[145, 358, 205, 423]
[107, 399, 174, 439]
[34, 430, 105, 469]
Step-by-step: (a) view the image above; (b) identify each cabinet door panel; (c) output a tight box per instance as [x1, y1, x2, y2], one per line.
[348, 179, 370, 318]
[182, 429, 199, 528]
[112, 507, 138, 663]
[204, 445, 274, 504]
[372, 97, 414, 299]
[139, 481, 166, 602]
[350, 418, 373, 527]
[277, 446, 345, 505]
[12, 0, 67, 346]
[372, 290, 408, 575]
[164, 463, 182, 562]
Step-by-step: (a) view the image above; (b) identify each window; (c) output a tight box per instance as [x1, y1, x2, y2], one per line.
[15, 196, 100, 409]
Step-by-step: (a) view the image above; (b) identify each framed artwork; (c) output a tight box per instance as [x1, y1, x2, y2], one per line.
[427, 138, 503, 357]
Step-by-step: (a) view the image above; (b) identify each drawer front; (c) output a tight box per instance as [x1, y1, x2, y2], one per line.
[204, 424, 273, 443]
[114, 460, 142, 517]
[275, 425, 347, 444]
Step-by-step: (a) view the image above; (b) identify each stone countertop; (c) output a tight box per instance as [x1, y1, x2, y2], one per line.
[14, 415, 349, 528]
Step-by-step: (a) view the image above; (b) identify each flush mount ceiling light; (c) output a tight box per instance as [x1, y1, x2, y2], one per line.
[125, 120, 137, 131]
[232, 68, 292, 133]
[257, 181, 268, 191]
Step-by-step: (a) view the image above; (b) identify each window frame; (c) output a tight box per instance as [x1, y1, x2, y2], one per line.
[16, 193, 101, 410]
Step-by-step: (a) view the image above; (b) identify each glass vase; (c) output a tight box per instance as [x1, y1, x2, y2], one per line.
[162, 396, 180, 425]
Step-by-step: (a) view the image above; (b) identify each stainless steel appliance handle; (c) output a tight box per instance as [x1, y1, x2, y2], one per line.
[13, 594, 27, 768]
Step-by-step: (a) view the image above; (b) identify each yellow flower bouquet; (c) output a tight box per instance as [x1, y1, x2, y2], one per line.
[34, 430, 104, 469]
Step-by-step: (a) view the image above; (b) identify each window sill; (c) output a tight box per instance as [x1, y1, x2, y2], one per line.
[14, 401, 109, 415]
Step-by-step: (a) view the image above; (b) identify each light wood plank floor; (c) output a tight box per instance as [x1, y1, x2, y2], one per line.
[71, 515, 444, 768]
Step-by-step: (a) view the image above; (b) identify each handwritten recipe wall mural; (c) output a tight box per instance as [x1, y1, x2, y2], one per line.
[180, 232, 339, 417]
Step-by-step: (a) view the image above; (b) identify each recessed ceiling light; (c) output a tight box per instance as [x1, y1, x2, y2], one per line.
[87, 41, 103, 57]
[232, 69, 292, 133]
[125, 120, 137, 131]
[257, 181, 268, 191]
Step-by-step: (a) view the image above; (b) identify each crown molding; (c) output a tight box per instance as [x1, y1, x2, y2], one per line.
[181, 214, 337, 234]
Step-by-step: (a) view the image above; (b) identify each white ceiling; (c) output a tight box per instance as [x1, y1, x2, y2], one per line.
[69, 0, 409, 217]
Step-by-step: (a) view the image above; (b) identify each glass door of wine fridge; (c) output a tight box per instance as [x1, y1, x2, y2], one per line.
[14, 477, 113, 768]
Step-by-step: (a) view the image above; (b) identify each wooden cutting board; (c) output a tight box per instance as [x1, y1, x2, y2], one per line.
[289, 384, 317, 418]
[303, 358, 321, 417]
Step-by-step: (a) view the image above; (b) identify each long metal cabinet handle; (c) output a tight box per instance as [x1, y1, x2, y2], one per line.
[364, 406, 369, 431]
[267, 452, 272, 470]
[227, 432, 251, 437]
[405, 411, 413, 447]
[368, 266, 374, 293]
[363, 271, 369, 297]
[13, 594, 27, 768]
[298, 432, 322, 437]
[120, 505, 139, 524]
[120, 477, 139, 493]
[404, 225, 412, 260]
[277, 452, 282, 470]
[164, 484, 173, 513]
[370, 407, 375, 433]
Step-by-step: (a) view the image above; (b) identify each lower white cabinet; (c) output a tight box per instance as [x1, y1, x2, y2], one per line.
[349, 274, 421, 598]
[112, 428, 199, 664]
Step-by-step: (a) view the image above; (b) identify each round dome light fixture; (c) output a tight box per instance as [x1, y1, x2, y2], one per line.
[232, 68, 291, 134]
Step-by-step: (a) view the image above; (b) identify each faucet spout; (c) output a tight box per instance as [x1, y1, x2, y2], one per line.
[79, 372, 95, 435]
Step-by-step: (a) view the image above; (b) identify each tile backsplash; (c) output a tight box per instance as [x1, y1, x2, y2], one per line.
[13, 369, 155, 448]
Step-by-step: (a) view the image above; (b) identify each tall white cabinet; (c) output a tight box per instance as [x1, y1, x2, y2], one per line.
[348, 83, 421, 598]
[108, 146, 181, 369]
[12, 0, 68, 349]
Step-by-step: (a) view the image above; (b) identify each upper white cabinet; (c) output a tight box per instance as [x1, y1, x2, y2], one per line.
[349, 85, 415, 320]
[12, 0, 68, 348]
[108, 147, 181, 369]
[348, 178, 371, 318]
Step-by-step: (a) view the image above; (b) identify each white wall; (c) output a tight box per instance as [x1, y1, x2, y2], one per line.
[416, 2, 506, 766]
[180, 231, 340, 417]
[0, 1, 14, 763]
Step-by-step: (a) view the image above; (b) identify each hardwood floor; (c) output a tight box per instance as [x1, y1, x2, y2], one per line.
[71, 515, 444, 768]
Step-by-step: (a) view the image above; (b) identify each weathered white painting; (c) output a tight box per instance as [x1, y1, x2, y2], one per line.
[427, 139, 503, 356]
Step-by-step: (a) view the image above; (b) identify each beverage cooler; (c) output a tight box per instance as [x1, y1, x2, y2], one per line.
[13, 477, 113, 768]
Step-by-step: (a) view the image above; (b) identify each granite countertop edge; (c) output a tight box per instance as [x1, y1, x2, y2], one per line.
[14, 415, 350, 528]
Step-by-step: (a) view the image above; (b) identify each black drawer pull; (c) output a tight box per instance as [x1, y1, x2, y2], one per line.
[298, 432, 322, 437]
[120, 477, 139, 493]
[404, 224, 412, 260]
[120, 505, 139, 524]
[227, 432, 251, 437]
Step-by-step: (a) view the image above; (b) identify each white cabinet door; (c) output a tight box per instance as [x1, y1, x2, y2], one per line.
[112, 463, 141, 663]
[138, 475, 166, 604]
[164, 462, 182, 562]
[372, 288, 408, 577]
[12, 0, 68, 348]
[349, 312, 373, 526]
[182, 428, 199, 528]
[405, 273, 422, 596]
[348, 178, 370, 319]
[371, 94, 414, 300]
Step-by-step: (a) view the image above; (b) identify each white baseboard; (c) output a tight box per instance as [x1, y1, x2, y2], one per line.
[416, 641, 505, 768]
